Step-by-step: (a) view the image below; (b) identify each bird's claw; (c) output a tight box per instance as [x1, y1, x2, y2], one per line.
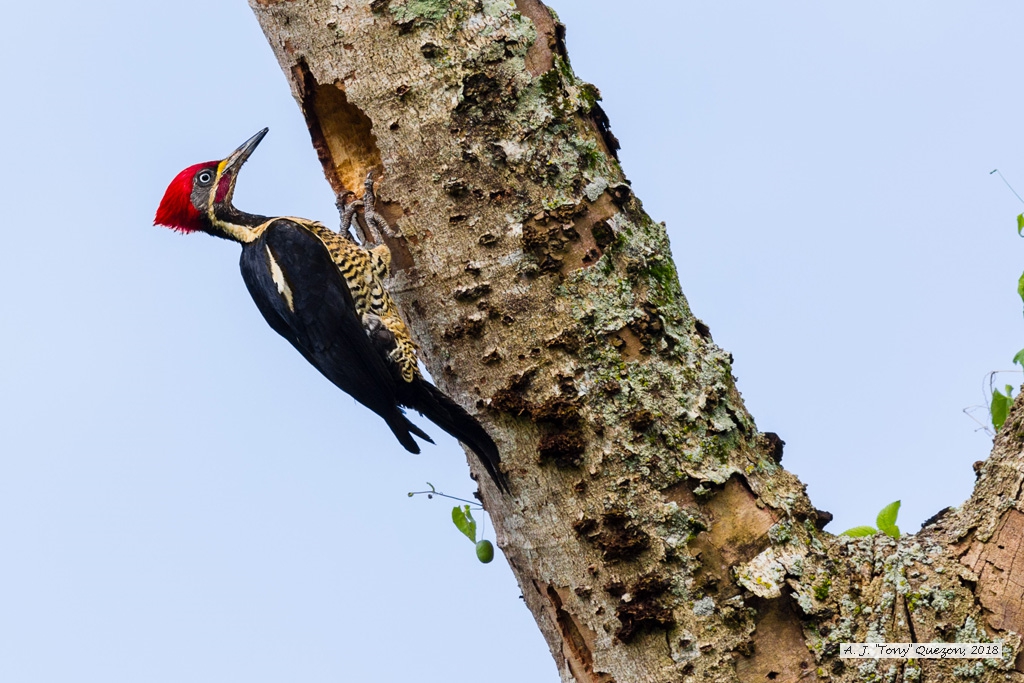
[338, 171, 401, 246]
[362, 171, 401, 243]
[338, 192, 364, 243]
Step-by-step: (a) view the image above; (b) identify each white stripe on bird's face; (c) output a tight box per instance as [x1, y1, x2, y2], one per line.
[265, 245, 295, 312]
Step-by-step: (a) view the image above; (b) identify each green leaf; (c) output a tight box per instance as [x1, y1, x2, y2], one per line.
[1018, 272, 1024, 306]
[876, 500, 901, 536]
[475, 540, 495, 563]
[1016, 213, 1024, 235]
[451, 505, 477, 543]
[1014, 349, 1024, 369]
[882, 525, 901, 539]
[840, 526, 878, 538]
[991, 385, 1013, 431]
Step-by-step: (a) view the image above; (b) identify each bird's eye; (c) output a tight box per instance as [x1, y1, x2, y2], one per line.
[196, 170, 214, 186]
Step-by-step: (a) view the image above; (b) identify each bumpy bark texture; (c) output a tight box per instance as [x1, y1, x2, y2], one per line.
[248, 1, 1024, 681]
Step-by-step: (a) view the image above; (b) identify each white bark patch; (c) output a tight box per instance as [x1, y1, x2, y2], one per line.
[583, 177, 609, 202]
[734, 546, 807, 599]
[692, 596, 715, 616]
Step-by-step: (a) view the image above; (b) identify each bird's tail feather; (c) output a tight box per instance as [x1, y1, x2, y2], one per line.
[406, 379, 510, 493]
[385, 411, 434, 454]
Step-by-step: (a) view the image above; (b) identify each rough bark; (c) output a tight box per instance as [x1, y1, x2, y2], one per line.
[247, 1, 1024, 681]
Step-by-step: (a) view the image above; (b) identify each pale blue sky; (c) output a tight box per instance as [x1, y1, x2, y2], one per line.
[1, 1, 1022, 681]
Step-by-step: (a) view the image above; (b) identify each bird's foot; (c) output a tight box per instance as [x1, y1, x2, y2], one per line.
[362, 172, 401, 244]
[362, 312, 396, 347]
[363, 312, 418, 383]
[338, 191, 369, 244]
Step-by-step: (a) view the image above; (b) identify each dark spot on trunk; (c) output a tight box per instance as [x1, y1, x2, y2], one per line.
[605, 573, 672, 642]
[761, 432, 785, 464]
[627, 409, 655, 433]
[453, 282, 492, 302]
[573, 518, 598, 536]
[538, 432, 585, 468]
[813, 508, 834, 530]
[609, 183, 632, 205]
[456, 73, 515, 128]
[442, 315, 486, 341]
[489, 370, 537, 418]
[544, 328, 582, 354]
[588, 102, 620, 161]
[591, 219, 615, 250]
[491, 390, 531, 417]
[533, 397, 581, 426]
[443, 178, 468, 196]
[592, 511, 650, 562]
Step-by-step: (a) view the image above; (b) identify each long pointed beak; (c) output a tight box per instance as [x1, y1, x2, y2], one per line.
[220, 127, 268, 176]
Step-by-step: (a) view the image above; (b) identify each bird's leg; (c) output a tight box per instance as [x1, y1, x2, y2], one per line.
[363, 312, 415, 379]
[362, 312, 396, 351]
[361, 172, 401, 245]
[337, 191, 369, 244]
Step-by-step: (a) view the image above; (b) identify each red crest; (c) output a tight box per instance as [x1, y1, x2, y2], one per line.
[154, 162, 216, 233]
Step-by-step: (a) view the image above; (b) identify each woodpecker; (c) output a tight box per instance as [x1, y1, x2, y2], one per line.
[154, 128, 509, 493]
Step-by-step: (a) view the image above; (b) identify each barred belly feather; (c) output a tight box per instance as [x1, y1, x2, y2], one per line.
[301, 220, 420, 383]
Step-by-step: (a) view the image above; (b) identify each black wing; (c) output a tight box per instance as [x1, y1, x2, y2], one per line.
[239, 218, 429, 452]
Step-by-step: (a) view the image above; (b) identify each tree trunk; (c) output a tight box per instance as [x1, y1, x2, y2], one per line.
[247, 1, 1024, 681]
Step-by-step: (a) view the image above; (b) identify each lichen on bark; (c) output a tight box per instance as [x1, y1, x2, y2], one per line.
[250, 1, 1024, 681]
